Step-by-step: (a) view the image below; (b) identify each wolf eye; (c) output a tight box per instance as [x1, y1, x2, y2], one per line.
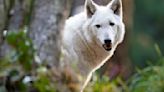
[95, 24, 101, 28]
[109, 22, 115, 26]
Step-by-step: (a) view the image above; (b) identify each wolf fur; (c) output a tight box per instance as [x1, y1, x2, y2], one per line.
[62, 0, 125, 91]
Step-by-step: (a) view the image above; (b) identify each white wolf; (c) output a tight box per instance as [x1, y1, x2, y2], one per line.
[62, 0, 125, 91]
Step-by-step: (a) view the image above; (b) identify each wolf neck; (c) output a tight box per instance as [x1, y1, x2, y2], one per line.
[66, 28, 115, 90]
[75, 29, 112, 73]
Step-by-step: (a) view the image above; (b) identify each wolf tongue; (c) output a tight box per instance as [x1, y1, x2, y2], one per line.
[107, 44, 111, 48]
[103, 44, 112, 51]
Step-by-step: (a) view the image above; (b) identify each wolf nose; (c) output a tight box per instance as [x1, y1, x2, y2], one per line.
[104, 39, 111, 44]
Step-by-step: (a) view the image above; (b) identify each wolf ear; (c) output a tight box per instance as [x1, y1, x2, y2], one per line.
[108, 0, 123, 17]
[85, 0, 97, 18]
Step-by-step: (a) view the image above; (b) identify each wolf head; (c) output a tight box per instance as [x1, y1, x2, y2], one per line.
[84, 0, 125, 51]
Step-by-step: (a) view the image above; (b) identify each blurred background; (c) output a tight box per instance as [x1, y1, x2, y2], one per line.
[0, 0, 164, 92]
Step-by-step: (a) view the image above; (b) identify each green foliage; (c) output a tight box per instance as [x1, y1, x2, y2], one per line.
[128, 58, 164, 92]
[6, 29, 35, 71]
[0, 28, 35, 92]
[34, 74, 56, 92]
[92, 77, 120, 92]
[0, 29, 56, 92]
[127, 44, 164, 92]
[85, 74, 121, 92]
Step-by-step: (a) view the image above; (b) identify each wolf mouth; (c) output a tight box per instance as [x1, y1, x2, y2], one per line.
[102, 43, 112, 51]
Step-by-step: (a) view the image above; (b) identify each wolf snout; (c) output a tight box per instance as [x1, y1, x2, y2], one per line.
[103, 39, 112, 51]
